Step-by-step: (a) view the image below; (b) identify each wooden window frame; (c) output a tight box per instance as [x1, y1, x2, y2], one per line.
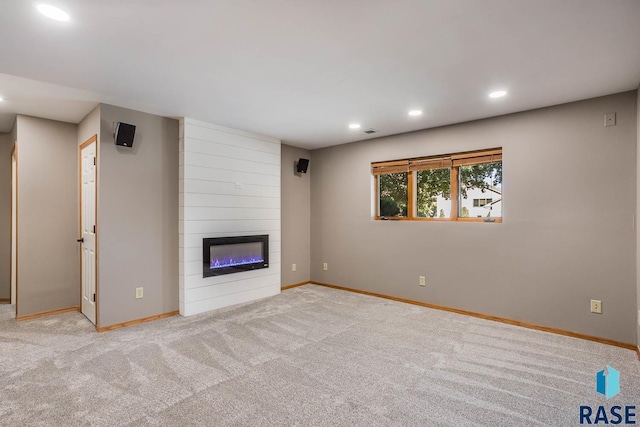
[373, 148, 502, 223]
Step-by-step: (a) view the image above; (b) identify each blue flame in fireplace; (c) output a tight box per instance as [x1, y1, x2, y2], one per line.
[210, 255, 265, 269]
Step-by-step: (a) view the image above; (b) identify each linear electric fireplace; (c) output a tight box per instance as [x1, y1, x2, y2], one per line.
[203, 235, 269, 277]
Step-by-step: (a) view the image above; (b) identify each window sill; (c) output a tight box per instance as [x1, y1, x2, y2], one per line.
[375, 216, 502, 223]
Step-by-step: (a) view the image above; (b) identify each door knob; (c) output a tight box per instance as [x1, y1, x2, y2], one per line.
[77, 238, 84, 243]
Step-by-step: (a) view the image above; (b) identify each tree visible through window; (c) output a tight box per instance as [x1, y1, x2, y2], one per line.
[372, 148, 502, 222]
[379, 172, 408, 217]
[416, 168, 450, 217]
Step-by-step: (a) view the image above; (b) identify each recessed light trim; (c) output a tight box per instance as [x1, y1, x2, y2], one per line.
[348, 123, 361, 130]
[408, 110, 423, 117]
[489, 90, 507, 99]
[36, 4, 70, 22]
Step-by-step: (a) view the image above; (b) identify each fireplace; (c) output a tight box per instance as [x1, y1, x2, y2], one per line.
[203, 235, 269, 277]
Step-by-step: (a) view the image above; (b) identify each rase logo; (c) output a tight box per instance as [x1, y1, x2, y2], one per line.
[579, 366, 636, 425]
[597, 366, 621, 400]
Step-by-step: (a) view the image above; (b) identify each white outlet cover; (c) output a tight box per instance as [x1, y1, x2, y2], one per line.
[604, 112, 616, 127]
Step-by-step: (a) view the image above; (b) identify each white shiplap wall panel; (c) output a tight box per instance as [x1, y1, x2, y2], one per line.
[185, 138, 281, 165]
[183, 231, 280, 249]
[184, 166, 280, 187]
[186, 124, 280, 154]
[185, 285, 278, 316]
[182, 179, 280, 198]
[179, 117, 281, 316]
[184, 220, 280, 235]
[184, 193, 280, 209]
[185, 273, 281, 303]
[184, 207, 280, 221]
[184, 151, 280, 175]
[179, 118, 185, 308]
[183, 263, 282, 289]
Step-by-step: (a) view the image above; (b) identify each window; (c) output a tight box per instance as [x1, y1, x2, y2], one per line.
[379, 172, 408, 217]
[372, 148, 502, 222]
[416, 163, 451, 218]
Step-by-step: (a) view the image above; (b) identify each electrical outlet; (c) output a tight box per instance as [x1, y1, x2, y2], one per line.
[292, 263, 297, 272]
[136, 287, 143, 299]
[419, 276, 426, 287]
[590, 299, 602, 314]
[323, 262, 328, 271]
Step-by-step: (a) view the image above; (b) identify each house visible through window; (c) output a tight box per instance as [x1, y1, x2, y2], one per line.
[372, 148, 502, 222]
[473, 198, 492, 207]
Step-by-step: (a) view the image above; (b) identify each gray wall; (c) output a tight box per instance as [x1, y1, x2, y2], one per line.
[0, 133, 11, 300]
[310, 91, 638, 344]
[98, 104, 178, 327]
[16, 115, 79, 317]
[78, 105, 100, 147]
[281, 144, 311, 286]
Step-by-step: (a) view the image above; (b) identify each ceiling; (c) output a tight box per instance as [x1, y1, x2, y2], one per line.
[0, 0, 639, 150]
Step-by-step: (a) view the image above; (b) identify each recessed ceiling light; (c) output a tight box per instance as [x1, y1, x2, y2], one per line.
[36, 4, 70, 22]
[489, 90, 507, 98]
[0, 96, 5, 102]
[408, 110, 423, 117]
[348, 123, 361, 130]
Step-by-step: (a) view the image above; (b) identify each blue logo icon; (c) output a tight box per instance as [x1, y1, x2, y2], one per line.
[596, 365, 620, 400]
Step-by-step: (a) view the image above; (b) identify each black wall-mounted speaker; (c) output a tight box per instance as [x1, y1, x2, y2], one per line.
[115, 122, 136, 147]
[296, 158, 309, 173]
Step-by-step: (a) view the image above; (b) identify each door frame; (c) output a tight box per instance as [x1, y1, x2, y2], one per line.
[79, 135, 99, 328]
[10, 142, 17, 314]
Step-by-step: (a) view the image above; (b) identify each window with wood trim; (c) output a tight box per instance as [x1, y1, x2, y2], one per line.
[372, 148, 502, 222]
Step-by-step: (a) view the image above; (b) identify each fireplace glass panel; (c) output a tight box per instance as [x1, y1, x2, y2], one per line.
[203, 235, 269, 277]
[210, 242, 264, 269]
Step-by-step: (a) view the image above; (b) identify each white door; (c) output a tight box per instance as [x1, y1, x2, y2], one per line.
[80, 140, 97, 324]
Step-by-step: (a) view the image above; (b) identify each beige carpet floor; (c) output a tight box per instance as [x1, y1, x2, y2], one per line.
[1, 284, 639, 426]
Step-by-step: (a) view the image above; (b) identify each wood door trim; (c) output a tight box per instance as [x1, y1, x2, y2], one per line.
[10, 142, 17, 318]
[79, 135, 97, 150]
[79, 135, 98, 327]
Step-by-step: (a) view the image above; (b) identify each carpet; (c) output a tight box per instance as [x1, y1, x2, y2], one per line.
[1, 284, 638, 426]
